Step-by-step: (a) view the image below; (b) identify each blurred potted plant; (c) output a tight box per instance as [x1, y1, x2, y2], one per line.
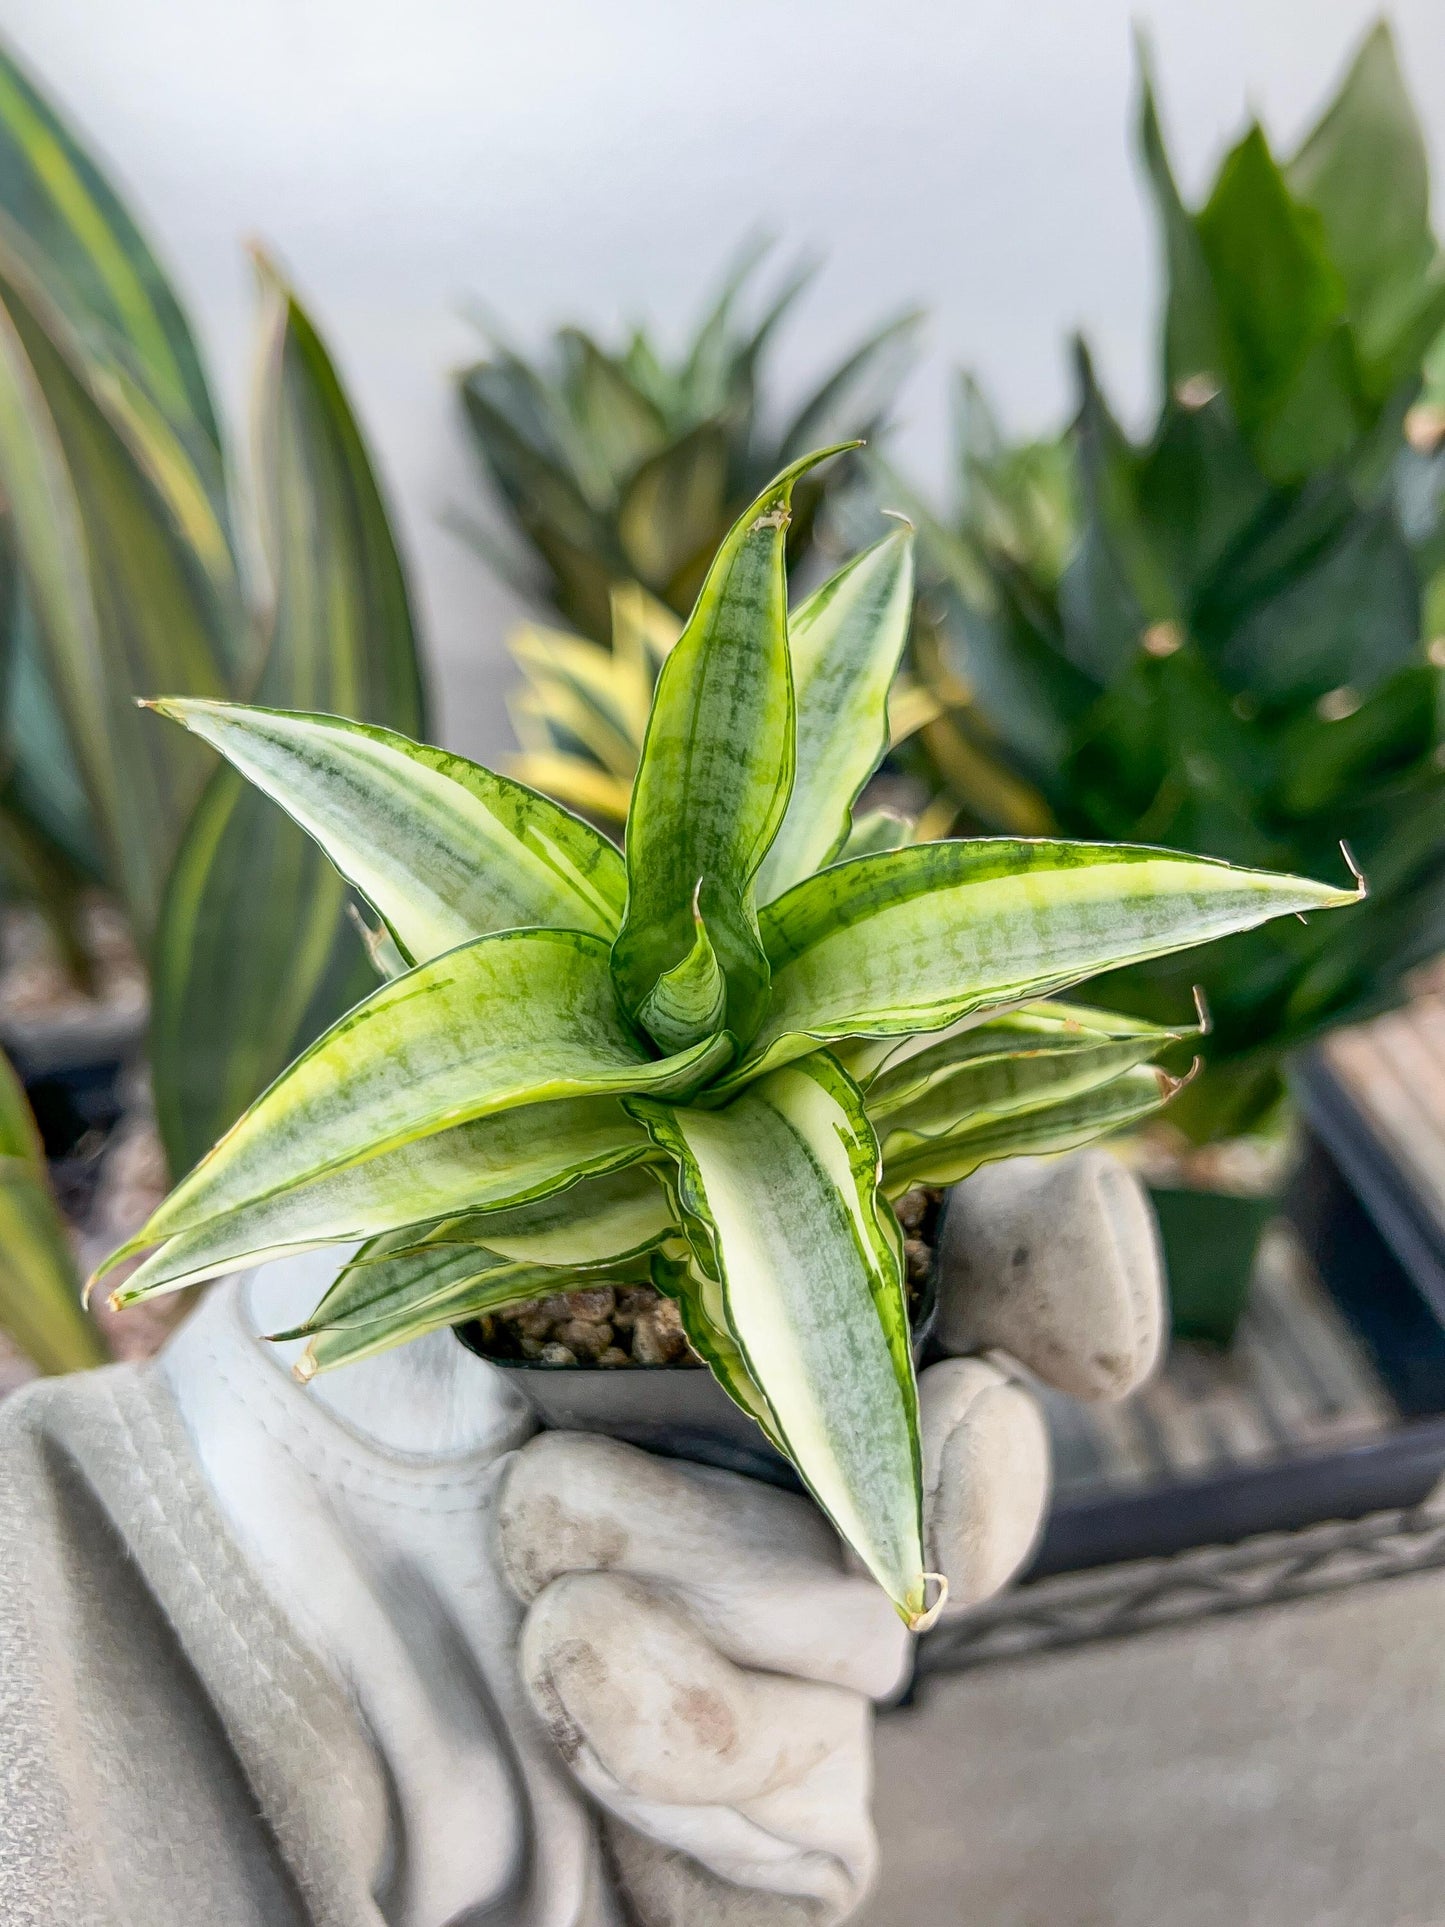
[456, 247, 935, 831]
[0, 1044, 104, 1373]
[0, 40, 428, 1369]
[900, 23, 1445, 1339]
[96, 449, 1354, 1626]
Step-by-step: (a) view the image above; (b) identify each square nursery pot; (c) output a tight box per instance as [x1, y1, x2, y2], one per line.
[455, 1193, 945, 1494]
[1151, 1182, 1279, 1346]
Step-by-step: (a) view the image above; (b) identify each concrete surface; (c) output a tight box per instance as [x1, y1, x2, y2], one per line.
[859, 1568, 1445, 1925]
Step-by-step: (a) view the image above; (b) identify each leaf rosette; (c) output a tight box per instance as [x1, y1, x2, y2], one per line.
[97, 452, 1359, 1624]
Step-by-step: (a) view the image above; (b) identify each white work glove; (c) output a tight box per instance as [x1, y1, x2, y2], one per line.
[160, 1147, 1162, 1927]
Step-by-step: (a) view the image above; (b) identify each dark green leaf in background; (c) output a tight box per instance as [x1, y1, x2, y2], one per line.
[149, 262, 427, 1176]
[0, 1045, 104, 1371]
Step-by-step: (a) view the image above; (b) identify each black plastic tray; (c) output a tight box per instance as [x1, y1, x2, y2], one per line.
[1025, 1089, 1445, 1579]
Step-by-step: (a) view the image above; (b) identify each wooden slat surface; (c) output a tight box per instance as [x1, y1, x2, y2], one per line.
[1045, 1225, 1396, 1498]
[1324, 994, 1445, 1242]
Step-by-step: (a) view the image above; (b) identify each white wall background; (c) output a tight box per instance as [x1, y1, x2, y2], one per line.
[2, 0, 1443, 761]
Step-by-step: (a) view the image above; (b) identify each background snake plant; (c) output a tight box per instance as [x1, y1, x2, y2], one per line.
[0, 38, 427, 1368]
[98, 452, 1356, 1624]
[901, 22, 1445, 1145]
[459, 243, 933, 833]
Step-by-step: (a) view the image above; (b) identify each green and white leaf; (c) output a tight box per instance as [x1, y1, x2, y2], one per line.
[836, 808, 915, 864]
[613, 448, 854, 1047]
[108, 1096, 650, 1303]
[149, 700, 628, 966]
[628, 1053, 929, 1626]
[294, 1244, 569, 1377]
[406, 1162, 673, 1268]
[863, 1001, 1187, 1133]
[650, 1243, 786, 1450]
[0, 253, 229, 939]
[0, 41, 233, 560]
[756, 527, 914, 904]
[721, 841, 1358, 1089]
[636, 886, 727, 1053]
[881, 1063, 1176, 1194]
[106, 928, 727, 1276]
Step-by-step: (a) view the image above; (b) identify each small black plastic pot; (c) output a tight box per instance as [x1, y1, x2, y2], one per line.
[456, 1194, 948, 1490]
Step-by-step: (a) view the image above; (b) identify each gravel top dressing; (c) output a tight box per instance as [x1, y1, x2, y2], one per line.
[470, 1185, 943, 1367]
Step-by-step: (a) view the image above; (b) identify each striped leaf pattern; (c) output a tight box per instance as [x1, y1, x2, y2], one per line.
[104, 455, 1360, 1620]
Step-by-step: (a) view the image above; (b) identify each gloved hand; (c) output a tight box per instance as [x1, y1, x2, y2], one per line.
[160, 1146, 1162, 1927]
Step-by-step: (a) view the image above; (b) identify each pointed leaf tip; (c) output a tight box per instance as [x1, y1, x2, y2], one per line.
[907, 1573, 949, 1633]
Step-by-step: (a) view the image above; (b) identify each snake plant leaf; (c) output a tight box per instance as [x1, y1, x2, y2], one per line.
[862, 1002, 1188, 1134]
[777, 310, 924, 464]
[0, 254, 230, 939]
[407, 1163, 672, 1269]
[1196, 126, 1363, 481]
[108, 929, 729, 1285]
[718, 840, 1358, 1089]
[295, 1245, 572, 1377]
[107, 1096, 651, 1304]
[880, 1062, 1176, 1195]
[0, 41, 232, 554]
[0, 1046, 105, 1371]
[613, 447, 853, 1047]
[149, 267, 431, 1176]
[650, 1242, 787, 1452]
[1060, 344, 1179, 686]
[756, 527, 915, 905]
[1135, 35, 1226, 397]
[0, 793, 94, 991]
[3, 576, 100, 877]
[290, 1239, 541, 1337]
[637, 888, 727, 1054]
[510, 621, 653, 771]
[148, 701, 627, 966]
[1285, 23, 1445, 397]
[617, 420, 732, 598]
[837, 808, 914, 863]
[351, 906, 408, 981]
[628, 1053, 930, 1627]
[557, 326, 667, 491]
[1208, 496, 1420, 707]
